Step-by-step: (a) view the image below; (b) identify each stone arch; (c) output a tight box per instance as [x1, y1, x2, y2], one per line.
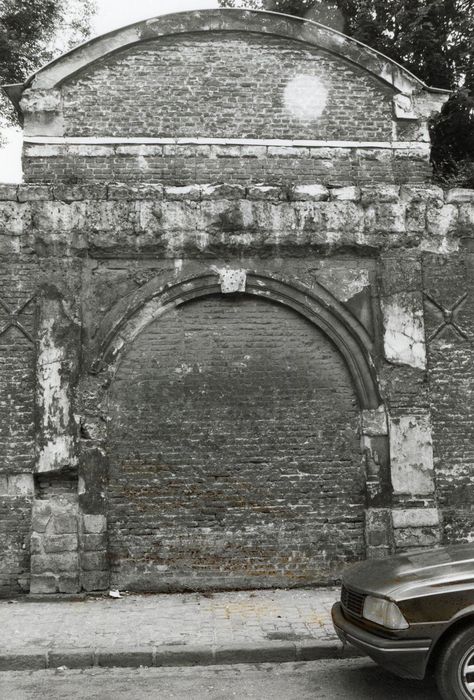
[91, 270, 381, 410]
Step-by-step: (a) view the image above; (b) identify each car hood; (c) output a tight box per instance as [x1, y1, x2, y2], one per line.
[342, 543, 474, 601]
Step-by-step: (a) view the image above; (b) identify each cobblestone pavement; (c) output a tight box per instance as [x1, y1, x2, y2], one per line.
[0, 588, 339, 653]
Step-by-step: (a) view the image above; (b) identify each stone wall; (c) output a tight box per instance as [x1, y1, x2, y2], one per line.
[0, 180, 471, 594]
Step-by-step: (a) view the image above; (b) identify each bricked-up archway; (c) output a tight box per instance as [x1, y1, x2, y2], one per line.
[93, 272, 380, 410]
[91, 271, 384, 590]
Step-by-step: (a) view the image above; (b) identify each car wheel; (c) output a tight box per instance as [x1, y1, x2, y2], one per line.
[436, 627, 474, 700]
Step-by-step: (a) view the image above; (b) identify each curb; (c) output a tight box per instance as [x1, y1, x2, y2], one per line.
[0, 640, 363, 672]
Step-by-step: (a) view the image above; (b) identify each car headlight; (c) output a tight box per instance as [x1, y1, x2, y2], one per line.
[363, 595, 409, 630]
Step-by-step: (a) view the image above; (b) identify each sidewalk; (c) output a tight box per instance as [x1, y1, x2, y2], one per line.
[0, 587, 360, 671]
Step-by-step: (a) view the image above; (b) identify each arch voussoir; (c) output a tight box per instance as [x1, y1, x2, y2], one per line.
[91, 270, 381, 410]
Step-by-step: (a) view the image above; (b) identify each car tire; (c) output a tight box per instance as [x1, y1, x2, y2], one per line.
[436, 626, 474, 700]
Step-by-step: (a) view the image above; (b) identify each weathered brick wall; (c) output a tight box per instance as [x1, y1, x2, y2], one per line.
[0, 480, 33, 596]
[61, 34, 393, 141]
[0, 263, 36, 594]
[0, 262, 36, 474]
[423, 250, 474, 543]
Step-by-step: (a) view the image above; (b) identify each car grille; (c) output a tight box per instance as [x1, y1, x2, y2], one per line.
[341, 585, 366, 618]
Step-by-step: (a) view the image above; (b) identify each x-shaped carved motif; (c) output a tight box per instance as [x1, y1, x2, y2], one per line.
[0, 296, 36, 344]
[424, 292, 468, 342]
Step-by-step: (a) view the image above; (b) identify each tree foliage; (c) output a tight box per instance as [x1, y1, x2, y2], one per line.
[0, 0, 96, 128]
[219, 0, 474, 186]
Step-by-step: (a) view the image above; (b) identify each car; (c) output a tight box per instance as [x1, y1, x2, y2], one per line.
[332, 543, 474, 700]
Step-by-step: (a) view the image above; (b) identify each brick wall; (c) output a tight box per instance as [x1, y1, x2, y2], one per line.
[0, 262, 36, 475]
[23, 145, 431, 186]
[108, 295, 365, 590]
[62, 34, 393, 141]
[423, 251, 474, 543]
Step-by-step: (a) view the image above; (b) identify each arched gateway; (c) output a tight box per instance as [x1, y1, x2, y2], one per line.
[0, 8, 452, 596]
[91, 271, 384, 590]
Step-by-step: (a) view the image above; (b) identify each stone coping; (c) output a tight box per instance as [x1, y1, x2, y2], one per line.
[0, 182, 471, 204]
[9, 9, 448, 98]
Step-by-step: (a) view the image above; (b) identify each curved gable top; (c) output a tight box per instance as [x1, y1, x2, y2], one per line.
[4, 8, 449, 112]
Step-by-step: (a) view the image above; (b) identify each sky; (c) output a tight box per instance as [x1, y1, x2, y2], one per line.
[0, 0, 220, 183]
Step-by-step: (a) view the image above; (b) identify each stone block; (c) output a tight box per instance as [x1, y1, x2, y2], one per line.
[246, 184, 283, 201]
[83, 514, 107, 534]
[0, 185, 18, 201]
[43, 534, 78, 553]
[81, 533, 107, 550]
[52, 513, 78, 535]
[289, 184, 329, 201]
[215, 641, 295, 665]
[81, 551, 108, 571]
[406, 201, 426, 233]
[107, 183, 164, 200]
[365, 203, 406, 234]
[394, 526, 441, 548]
[69, 144, 113, 157]
[31, 501, 52, 533]
[322, 201, 364, 233]
[360, 185, 400, 204]
[57, 574, 80, 593]
[400, 185, 444, 202]
[53, 184, 107, 202]
[366, 546, 391, 560]
[49, 650, 94, 669]
[154, 645, 215, 667]
[201, 184, 245, 200]
[458, 203, 474, 229]
[426, 203, 458, 236]
[210, 145, 242, 158]
[365, 508, 392, 531]
[240, 145, 267, 158]
[164, 185, 202, 201]
[30, 574, 57, 594]
[162, 144, 210, 158]
[0, 653, 47, 671]
[329, 186, 360, 202]
[17, 185, 52, 202]
[8, 474, 34, 496]
[31, 552, 78, 574]
[97, 649, 153, 668]
[81, 570, 109, 591]
[446, 188, 474, 203]
[30, 534, 43, 555]
[24, 143, 64, 157]
[268, 146, 309, 158]
[368, 530, 390, 547]
[382, 293, 426, 370]
[392, 508, 440, 529]
[361, 407, 388, 436]
[389, 415, 435, 496]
